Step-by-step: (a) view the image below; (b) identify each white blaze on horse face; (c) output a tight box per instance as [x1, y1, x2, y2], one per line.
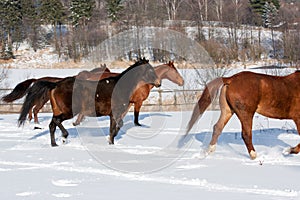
[106, 80, 109, 84]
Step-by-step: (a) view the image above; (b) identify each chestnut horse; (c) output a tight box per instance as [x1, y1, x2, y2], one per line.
[73, 61, 184, 126]
[186, 71, 300, 159]
[1, 64, 108, 123]
[18, 62, 160, 146]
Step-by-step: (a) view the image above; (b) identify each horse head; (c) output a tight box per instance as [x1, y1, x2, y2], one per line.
[162, 61, 184, 86]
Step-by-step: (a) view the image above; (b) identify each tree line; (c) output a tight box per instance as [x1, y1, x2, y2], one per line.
[0, 0, 299, 66]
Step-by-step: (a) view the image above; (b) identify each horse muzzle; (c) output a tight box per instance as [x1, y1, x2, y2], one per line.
[153, 79, 161, 87]
[179, 79, 184, 86]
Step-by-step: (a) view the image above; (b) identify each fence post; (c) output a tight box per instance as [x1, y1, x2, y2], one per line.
[158, 88, 162, 111]
[173, 91, 177, 106]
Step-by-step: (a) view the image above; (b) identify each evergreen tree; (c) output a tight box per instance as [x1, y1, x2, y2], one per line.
[249, 0, 280, 25]
[21, 0, 42, 51]
[70, 0, 95, 27]
[69, 0, 95, 60]
[106, 0, 123, 22]
[262, 2, 278, 28]
[249, 0, 280, 15]
[39, 0, 66, 55]
[39, 0, 65, 25]
[0, 0, 22, 59]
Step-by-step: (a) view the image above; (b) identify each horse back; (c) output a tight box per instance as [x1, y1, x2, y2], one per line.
[39, 77, 62, 82]
[224, 71, 300, 119]
[76, 78, 117, 116]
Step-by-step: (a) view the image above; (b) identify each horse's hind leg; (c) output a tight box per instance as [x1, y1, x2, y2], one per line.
[52, 115, 69, 144]
[33, 104, 42, 124]
[28, 108, 33, 122]
[208, 86, 233, 153]
[49, 119, 58, 147]
[34, 98, 50, 124]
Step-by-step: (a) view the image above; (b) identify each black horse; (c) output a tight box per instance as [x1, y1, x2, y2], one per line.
[18, 61, 161, 146]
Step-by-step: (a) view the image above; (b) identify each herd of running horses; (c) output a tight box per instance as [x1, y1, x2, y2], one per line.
[2, 57, 300, 160]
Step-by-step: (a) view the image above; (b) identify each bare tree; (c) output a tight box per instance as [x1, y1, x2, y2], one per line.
[161, 0, 184, 20]
[214, 0, 223, 21]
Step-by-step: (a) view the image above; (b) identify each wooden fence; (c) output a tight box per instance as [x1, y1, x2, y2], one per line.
[0, 88, 219, 114]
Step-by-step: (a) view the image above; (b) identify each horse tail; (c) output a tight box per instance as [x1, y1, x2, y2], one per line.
[18, 81, 57, 126]
[1, 78, 37, 102]
[186, 77, 225, 134]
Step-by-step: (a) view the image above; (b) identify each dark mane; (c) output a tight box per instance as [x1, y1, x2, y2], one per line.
[118, 58, 149, 77]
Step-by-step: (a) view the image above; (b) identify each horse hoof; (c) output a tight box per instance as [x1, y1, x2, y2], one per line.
[62, 137, 67, 144]
[34, 126, 42, 130]
[134, 122, 142, 126]
[73, 122, 79, 126]
[282, 147, 291, 156]
[250, 150, 257, 160]
[51, 143, 58, 147]
[108, 140, 114, 145]
[207, 144, 216, 154]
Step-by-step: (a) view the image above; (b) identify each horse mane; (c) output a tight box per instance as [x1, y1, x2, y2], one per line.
[118, 57, 149, 77]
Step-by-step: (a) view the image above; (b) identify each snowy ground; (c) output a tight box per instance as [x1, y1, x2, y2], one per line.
[1, 111, 300, 199]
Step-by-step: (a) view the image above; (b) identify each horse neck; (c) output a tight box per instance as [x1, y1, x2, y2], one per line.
[154, 65, 170, 80]
[114, 70, 146, 101]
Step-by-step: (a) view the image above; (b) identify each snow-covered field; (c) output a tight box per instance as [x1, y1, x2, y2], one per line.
[1, 110, 300, 199]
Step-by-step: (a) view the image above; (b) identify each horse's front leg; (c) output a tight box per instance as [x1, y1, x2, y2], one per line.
[73, 113, 84, 126]
[288, 119, 300, 154]
[134, 101, 143, 126]
[237, 114, 256, 159]
[109, 116, 123, 145]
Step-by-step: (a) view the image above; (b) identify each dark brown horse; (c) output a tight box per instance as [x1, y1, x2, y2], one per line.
[1, 63, 108, 103]
[1, 64, 108, 123]
[73, 61, 184, 126]
[18, 62, 161, 146]
[186, 71, 300, 159]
